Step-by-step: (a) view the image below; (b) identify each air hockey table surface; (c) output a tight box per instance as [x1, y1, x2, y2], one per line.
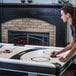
[0, 45, 76, 76]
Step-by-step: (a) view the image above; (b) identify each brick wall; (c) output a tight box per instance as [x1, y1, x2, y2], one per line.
[1, 18, 56, 46]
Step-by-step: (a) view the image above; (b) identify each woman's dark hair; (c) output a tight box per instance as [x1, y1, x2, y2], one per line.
[61, 4, 76, 26]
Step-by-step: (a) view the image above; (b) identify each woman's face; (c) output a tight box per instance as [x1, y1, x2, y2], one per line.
[61, 10, 68, 22]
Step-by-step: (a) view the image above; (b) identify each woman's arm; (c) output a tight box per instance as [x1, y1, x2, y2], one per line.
[59, 42, 76, 62]
[58, 36, 75, 54]
[65, 42, 76, 59]
[59, 36, 76, 62]
[51, 37, 74, 56]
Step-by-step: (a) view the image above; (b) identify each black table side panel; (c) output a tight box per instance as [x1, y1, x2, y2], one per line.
[0, 61, 56, 75]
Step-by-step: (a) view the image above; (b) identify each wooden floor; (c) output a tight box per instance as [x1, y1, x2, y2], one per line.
[62, 70, 76, 76]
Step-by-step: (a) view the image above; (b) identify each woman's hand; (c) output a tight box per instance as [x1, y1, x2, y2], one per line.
[59, 57, 67, 62]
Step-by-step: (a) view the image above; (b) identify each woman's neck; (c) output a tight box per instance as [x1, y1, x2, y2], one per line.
[68, 17, 75, 31]
[67, 17, 73, 25]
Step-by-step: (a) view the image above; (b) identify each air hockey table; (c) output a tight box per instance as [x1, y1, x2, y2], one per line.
[0, 44, 76, 76]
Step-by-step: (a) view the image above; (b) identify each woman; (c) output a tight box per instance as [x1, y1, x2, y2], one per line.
[51, 4, 76, 76]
